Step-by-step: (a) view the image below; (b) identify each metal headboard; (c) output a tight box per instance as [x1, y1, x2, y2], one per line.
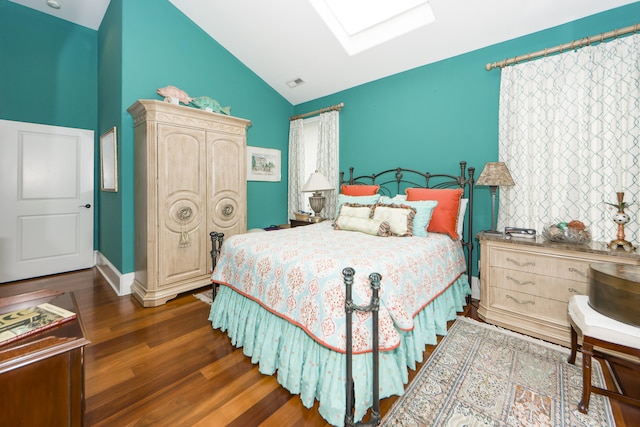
[339, 161, 475, 287]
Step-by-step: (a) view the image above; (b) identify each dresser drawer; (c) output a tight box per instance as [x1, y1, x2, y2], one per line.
[489, 267, 587, 302]
[489, 247, 590, 282]
[489, 287, 569, 325]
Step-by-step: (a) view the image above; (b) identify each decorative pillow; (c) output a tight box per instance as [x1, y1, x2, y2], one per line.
[399, 200, 438, 237]
[335, 194, 381, 217]
[372, 203, 416, 237]
[337, 202, 374, 219]
[340, 184, 380, 196]
[406, 188, 464, 239]
[457, 198, 469, 240]
[334, 216, 391, 236]
[378, 194, 407, 204]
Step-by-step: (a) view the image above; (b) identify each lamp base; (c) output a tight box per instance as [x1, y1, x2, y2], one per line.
[308, 192, 326, 218]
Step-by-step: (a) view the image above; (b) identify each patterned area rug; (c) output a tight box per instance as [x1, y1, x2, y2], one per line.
[382, 317, 614, 426]
[193, 289, 213, 305]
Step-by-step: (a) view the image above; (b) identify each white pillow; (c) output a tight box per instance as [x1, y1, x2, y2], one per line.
[335, 194, 381, 218]
[334, 216, 391, 236]
[337, 203, 374, 219]
[373, 204, 416, 236]
[457, 198, 468, 240]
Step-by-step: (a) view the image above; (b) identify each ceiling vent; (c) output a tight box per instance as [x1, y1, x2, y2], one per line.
[287, 78, 305, 88]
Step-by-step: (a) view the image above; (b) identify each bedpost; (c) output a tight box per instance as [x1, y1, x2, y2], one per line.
[343, 267, 356, 427]
[461, 161, 476, 302]
[344, 268, 382, 427]
[368, 272, 381, 425]
[210, 232, 224, 300]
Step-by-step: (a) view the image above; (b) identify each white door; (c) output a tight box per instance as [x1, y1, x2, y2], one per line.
[0, 120, 94, 283]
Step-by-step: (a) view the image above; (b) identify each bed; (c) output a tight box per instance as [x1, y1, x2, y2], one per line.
[209, 162, 475, 426]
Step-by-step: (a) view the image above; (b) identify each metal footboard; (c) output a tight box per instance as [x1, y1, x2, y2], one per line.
[343, 267, 381, 427]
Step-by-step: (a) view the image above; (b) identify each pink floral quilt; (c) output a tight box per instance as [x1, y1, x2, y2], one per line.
[211, 221, 466, 354]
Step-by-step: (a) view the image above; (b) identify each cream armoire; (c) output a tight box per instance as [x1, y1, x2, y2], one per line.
[128, 100, 250, 307]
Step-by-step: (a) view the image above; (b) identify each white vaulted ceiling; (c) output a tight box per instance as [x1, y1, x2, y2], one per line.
[10, 0, 638, 104]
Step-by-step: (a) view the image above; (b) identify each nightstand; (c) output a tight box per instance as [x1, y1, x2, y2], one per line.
[290, 218, 323, 228]
[477, 231, 640, 346]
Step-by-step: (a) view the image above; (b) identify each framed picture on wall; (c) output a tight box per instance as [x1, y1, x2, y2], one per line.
[100, 127, 118, 192]
[247, 146, 281, 182]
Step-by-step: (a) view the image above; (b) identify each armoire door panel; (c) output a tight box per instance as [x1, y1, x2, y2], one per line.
[207, 134, 246, 238]
[156, 124, 208, 285]
[159, 224, 208, 285]
[157, 125, 206, 197]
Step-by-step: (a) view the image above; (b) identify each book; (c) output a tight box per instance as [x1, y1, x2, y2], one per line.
[0, 302, 76, 346]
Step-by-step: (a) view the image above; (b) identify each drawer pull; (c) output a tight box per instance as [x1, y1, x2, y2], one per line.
[506, 294, 535, 305]
[506, 276, 535, 286]
[568, 267, 587, 277]
[506, 257, 535, 267]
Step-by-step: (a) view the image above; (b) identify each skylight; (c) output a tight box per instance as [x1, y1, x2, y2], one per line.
[309, 0, 435, 56]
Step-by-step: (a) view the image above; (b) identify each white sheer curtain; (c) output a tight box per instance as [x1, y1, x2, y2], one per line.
[287, 118, 305, 218]
[316, 110, 339, 219]
[498, 33, 640, 243]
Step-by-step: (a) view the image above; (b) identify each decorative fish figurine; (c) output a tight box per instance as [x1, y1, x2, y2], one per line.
[156, 86, 193, 105]
[189, 96, 231, 115]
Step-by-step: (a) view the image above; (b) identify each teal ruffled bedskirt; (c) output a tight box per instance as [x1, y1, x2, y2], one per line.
[209, 275, 470, 426]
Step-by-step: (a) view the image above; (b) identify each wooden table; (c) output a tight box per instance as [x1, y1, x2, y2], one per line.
[0, 289, 90, 426]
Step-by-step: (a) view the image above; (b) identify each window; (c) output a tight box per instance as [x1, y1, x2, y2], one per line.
[301, 117, 319, 212]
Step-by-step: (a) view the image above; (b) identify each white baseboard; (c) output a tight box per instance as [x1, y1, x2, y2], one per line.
[471, 275, 480, 300]
[95, 251, 134, 296]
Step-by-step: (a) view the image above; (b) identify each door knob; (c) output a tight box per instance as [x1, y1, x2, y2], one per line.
[79, 204, 91, 208]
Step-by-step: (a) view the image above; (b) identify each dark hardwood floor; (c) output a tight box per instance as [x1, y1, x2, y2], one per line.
[1, 268, 638, 426]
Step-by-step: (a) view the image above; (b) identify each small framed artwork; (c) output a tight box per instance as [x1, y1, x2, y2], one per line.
[100, 127, 118, 192]
[247, 146, 281, 182]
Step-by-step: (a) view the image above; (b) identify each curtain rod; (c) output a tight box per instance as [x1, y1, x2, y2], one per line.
[486, 23, 640, 71]
[289, 102, 344, 121]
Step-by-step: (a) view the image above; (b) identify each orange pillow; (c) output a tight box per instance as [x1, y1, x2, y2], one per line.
[340, 184, 380, 196]
[405, 188, 463, 239]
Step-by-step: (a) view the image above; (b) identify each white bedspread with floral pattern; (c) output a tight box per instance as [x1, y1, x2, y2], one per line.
[211, 221, 466, 353]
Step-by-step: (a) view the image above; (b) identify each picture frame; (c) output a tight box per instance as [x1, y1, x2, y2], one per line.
[100, 127, 118, 192]
[247, 146, 281, 182]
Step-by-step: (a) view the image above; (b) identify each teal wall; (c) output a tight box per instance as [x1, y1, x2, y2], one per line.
[92, 0, 293, 273]
[98, 0, 124, 271]
[295, 2, 640, 270]
[3, 0, 639, 276]
[0, 0, 97, 129]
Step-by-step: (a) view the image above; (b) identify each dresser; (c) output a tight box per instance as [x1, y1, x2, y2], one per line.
[128, 100, 251, 307]
[478, 232, 640, 347]
[0, 290, 89, 426]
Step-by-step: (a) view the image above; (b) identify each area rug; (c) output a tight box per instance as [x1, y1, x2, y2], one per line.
[382, 317, 614, 427]
[193, 289, 213, 305]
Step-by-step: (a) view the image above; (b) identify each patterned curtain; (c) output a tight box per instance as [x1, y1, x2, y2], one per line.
[498, 34, 640, 244]
[287, 118, 305, 217]
[316, 110, 340, 219]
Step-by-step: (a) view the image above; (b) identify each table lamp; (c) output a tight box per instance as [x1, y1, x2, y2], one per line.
[475, 162, 515, 235]
[302, 170, 334, 220]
